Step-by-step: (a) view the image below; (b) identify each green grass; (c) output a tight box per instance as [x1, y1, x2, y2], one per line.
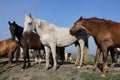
[81, 72, 120, 80]
[71, 55, 76, 62]
[0, 76, 8, 80]
[52, 75, 60, 80]
[81, 72, 103, 80]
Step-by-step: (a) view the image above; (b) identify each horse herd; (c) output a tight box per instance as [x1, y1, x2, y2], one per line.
[0, 14, 120, 77]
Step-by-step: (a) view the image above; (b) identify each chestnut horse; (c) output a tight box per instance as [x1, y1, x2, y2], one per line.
[0, 38, 20, 68]
[8, 21, 65, 69]
[70, 16, 120, 77]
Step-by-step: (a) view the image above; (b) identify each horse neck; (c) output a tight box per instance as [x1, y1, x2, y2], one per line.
[16, 26, 23, 41]
[35, 18, 57, 35]
[83, 21, 100, 37]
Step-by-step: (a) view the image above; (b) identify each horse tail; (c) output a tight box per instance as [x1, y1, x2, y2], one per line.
[83, 36, 89, 63]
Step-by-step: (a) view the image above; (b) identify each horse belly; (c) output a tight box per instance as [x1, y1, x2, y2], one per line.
[57, 39, 76, 47]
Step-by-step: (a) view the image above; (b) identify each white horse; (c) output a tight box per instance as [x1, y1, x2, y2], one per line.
[23, 14, 88, 71]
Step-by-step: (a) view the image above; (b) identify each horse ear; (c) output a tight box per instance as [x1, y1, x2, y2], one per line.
[13, 21, 16, 24]
[29, 14, 32, 18]
[80, 16, 83, 20]
[8, 21, 11, 25]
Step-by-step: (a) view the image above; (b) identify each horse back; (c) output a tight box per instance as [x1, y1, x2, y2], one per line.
[109, 23, 120, 46]
[0, 39, 20, 55]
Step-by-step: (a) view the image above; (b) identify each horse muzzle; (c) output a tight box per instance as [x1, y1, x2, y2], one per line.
[22, 31, 30, 37]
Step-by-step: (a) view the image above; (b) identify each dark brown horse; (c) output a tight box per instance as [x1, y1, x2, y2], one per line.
[9, 21, 45, 69]
[70, 16, 120, 77]
[8, 21, 65, 69]
[0, 38, 20, 68]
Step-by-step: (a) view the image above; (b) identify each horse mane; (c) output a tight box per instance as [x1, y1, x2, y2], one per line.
[85, 17, 118, 23]
[36, 18, 58, 30]
[12, 22, 23, 41]
[14, 22, 23, 30]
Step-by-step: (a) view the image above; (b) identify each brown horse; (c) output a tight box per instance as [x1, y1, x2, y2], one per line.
[8, 21, 65, 69]
[70, 16, 120, 77]
[0, 38, 20, 68]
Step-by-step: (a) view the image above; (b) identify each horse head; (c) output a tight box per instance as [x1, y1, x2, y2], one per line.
[23, 14, 36, 37]
[70, 16, 91, 35]
[8, 21, 17, 40]
[70, 16, 84, 35]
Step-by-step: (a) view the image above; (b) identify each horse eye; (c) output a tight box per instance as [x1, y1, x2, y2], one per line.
[28, 22, 32, 25]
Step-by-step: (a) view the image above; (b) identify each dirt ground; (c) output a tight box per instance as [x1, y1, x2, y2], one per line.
[0, 59, 120, 80]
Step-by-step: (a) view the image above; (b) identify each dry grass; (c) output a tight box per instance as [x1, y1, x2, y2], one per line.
[0, 55, 120, 80]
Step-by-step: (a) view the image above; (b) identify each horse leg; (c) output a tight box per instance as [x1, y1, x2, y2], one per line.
[26, 49, 30, 68]
[92, 47, 101, 71]
[22, 47, 27, 69]
[49, 52, 54, 65]
[50, 44, 57, 71]
[74, 41, 81, 68]
[83, 37, 89, 65]
[41, 49, 45, 59]
[57, 47, 65, 64]
[60, 47, 65, 64]
[15, 46, 20, 65]
[117, 54, 120, 63]
[34, 50, 42, 64]
[6, 52, 12, 68]
[44, 46, 51, 71]
[109, 48, 115, 68]
[78, 39, 85, 68]
[33, 50, 38, 64]
[100, 47, 108, 78]
[83, 45, 88, 65]
[38, 50, 43, 64]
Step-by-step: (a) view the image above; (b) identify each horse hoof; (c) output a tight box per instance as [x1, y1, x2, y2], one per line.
[27, 64, 31, 68]
[100, 73, 106, 78]
[91, 66, 96, 71]
[22, 66, 26, 69]
[76, 66, 81, 69]
[75, 62, 79, 66]
[53, 67, 57, 71]
[5, 64, 11, 68]
[110, 64, 115, 68]
[44, 66, 49, 72]
[44, 68, 48, 72]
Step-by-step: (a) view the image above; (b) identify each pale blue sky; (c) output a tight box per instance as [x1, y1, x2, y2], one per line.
[0, 0, 120, 55]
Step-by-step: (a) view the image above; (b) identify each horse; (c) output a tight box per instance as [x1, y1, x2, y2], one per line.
[70, 16, 120, 77]
[0, 38, 20, 68]
[22, 14, 89, 71]
[112, 48, 120, 63]
[8, 21, 65, 69]
[65, 53, 72, 61]
[9, 21, 45, 69]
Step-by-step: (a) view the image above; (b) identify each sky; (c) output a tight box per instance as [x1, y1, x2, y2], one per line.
[1, 0, 120, 55]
